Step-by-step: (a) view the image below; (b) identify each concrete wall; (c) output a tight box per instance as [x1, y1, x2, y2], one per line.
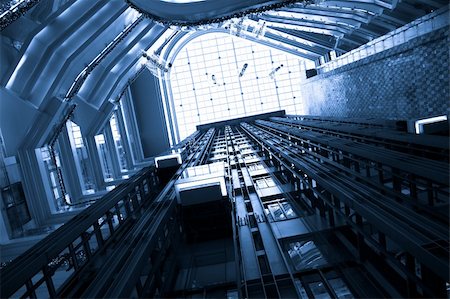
[129, 69, 170, 158]
[0, 87, 43, 156]
[300, 27, 449, 120]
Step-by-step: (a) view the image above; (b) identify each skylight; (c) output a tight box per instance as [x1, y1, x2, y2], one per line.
[168, 32, 313, 141]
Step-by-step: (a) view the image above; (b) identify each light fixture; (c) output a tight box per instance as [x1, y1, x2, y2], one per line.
[142, 52, 172, 80]
[251, 20, 266, 38]
[269, 64, 283, 79]
[414, 115, 448, 134]
[229, 17, 248, 37]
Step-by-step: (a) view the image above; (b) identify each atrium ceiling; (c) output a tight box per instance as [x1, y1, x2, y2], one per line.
[167, 32, 310, 141]
[0, 0, 448, 154]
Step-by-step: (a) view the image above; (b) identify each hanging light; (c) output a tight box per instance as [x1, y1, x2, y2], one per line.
[251, 19, 266, 39]
[269, 64, 284, 79]
[141, 29, 178, 80]
[229, 17, 248, 37]
[142, 52, 172, 80]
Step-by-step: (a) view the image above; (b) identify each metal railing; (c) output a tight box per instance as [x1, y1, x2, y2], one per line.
[0, 166, 160, 298]
[0, 127, 204, 297]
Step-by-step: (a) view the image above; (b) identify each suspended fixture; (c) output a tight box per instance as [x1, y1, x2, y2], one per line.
[143, 52, 172, 80]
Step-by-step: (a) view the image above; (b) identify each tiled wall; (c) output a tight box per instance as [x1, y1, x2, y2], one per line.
[300, 27, 449, 120]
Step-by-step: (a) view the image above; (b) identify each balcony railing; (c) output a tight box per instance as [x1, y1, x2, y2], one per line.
[0, 166, 160, 298]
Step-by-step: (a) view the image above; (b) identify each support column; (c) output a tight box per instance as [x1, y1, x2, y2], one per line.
[115, 106, 134, 170]
[85, 136, 106, 191]
[58, 129, 83, 202]
[104, 125, 122, 180]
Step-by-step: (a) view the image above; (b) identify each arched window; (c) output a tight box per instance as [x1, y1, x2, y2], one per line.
[168, 32, 314, 141]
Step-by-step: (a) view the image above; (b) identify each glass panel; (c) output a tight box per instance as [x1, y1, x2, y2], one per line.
[244, 154, 258, 161]
[281, 202, 296, 218]
[169, 32, 308, 141]
[287, 240, 327, 271]
[328, 278, 353, 298]
[268, 203, 286, 221]
[266, 177, 275, 187]
[256, 177, 275, 189]
[309, 281, 331, 299]
[256, 178, 267, 189]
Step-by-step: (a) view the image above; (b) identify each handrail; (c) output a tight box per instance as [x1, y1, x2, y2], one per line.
[0, 165, 158, 298]
[60, 128, 215, 297]
[0, 127, 210, 298]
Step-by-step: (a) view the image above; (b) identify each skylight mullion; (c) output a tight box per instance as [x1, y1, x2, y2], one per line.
[232, 38, 248, 116]
[269, 49, 282, 111]
[248, 43, 265, 114]
[168, 32, 311, 141]
[214, 36, 231, 118]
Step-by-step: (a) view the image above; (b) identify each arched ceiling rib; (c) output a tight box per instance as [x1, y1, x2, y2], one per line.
[127, 0, 289, 24]
[28, 1, 131, 106]
[6, 0, 106, 96]
[257, 0, 447, 53]
[3, 0, 163, 111]
[77, 17, 151, 102]
[101, 25, 167, 109]
[82, 24, 166, 108]
[45, 8, 137, 105]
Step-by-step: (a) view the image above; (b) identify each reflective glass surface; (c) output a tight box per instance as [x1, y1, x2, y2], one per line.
[287, 240, 327, 271]
[328, 278, 354, 298]
[309, 281, 330, 299]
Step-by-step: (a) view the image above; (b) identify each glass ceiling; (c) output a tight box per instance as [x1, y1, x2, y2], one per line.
[168, 32, 314, 141]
